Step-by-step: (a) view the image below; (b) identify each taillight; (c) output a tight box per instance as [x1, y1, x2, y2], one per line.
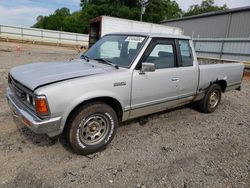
[35, 96, 49, 117]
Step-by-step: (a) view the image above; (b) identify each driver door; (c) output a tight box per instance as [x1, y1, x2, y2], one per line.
[130, 38, 180, 118]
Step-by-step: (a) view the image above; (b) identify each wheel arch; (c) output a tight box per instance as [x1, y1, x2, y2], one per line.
[63, 96, 123, 131]
[213, 79, 227, 92]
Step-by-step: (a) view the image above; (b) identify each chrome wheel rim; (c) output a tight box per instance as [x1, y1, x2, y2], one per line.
[209, 90, 219, 108]
[79, 114, 109, 145]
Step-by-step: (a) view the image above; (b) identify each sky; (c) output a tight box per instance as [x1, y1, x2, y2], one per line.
[0, 0, 249, 27]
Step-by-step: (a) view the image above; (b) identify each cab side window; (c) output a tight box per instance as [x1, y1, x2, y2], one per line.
[145, 43, 175, 69]
[178, 40, 193, 67]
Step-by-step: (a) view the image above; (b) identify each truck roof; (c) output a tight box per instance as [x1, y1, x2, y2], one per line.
[107, 32, 191, 40]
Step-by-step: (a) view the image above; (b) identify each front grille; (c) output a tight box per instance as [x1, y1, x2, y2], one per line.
[9, 74, 36, 111]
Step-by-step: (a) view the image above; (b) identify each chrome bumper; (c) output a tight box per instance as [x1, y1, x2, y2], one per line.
[6, 87, 62, 136]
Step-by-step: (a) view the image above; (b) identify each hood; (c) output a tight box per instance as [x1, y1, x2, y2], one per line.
[10, 59, 108, 90]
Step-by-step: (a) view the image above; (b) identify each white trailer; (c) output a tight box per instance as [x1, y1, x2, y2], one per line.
[89, 16, 183, 47]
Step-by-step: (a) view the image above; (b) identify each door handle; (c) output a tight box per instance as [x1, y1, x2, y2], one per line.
[171, 77, 179, 82]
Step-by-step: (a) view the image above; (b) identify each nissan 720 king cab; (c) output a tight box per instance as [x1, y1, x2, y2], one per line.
[6, 33, 244, 154]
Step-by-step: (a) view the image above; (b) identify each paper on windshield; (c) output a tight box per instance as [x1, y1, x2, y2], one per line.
[125, 36, 144, 43]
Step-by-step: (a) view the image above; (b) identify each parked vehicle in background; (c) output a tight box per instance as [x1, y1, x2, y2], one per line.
[88, 16, 183, 47]
[6, 32, 244, 155]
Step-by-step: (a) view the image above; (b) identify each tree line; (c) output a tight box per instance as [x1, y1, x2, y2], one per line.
[33, 0, 227, 34]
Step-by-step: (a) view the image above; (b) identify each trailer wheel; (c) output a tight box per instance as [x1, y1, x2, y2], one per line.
[65, 102, 118, 155]
[199, 84, 222, 113]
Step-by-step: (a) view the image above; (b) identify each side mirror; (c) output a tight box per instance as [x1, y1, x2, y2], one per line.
[140, 62, 155, 74]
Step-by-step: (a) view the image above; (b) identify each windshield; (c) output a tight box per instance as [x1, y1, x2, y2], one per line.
[84, 35, 146, 67]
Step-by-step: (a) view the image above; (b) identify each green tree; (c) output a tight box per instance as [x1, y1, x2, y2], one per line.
[79, 0, 141, 32]
[79, 0, 182, 24]
[63, 11, 85, 33]
[33, 8, 71, 31]
[143, 0, 182, 23]
[33, 0, 228, 34]
[184, 0, 227, 17]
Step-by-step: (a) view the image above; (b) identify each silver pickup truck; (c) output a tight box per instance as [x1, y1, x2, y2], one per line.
[6, 33, 244, 154]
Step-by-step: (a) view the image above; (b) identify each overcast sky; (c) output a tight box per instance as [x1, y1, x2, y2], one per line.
[0, 0, 249, 27]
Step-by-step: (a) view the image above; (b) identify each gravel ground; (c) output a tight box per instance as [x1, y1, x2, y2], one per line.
[0, 42, 249, 188]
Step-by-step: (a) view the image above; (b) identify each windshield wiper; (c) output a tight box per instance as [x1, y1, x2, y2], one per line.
[80, 54, 90, 62]
[94, 58, 119, 69]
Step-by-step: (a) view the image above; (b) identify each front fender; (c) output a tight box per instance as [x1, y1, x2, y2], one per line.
[60, 90, 126, 130]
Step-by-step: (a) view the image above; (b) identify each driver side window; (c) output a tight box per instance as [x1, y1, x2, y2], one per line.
[145, 43, 175, 69]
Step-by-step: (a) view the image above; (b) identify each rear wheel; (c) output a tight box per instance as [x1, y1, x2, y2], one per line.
[199, 84, 222, 113]
[65, 102, 118, 155]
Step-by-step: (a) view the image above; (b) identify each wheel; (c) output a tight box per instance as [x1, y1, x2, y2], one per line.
[65, 102, 118, 155]
[199, 84, 222, 113]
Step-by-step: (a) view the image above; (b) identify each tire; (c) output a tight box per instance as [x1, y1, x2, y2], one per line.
[199, 84, 222, 113]
[65, 102, 118, 155]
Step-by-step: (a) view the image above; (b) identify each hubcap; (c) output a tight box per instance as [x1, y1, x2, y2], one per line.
[79, 114, 109, 145]
[209, 90, 219, 108]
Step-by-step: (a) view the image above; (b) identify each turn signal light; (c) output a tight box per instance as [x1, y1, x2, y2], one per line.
[35, 96, 49, 116]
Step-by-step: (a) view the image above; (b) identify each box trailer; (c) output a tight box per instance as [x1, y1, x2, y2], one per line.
[89, 16, 183, 47]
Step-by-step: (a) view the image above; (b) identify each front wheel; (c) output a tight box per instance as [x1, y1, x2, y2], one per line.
[65, 102, 118, 155]
[199, 84, 222, 113]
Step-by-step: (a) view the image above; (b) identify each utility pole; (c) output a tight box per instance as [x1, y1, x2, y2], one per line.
[139, 0, 149, 22]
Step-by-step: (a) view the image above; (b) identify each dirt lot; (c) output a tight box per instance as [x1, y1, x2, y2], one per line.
[0, 42, 249, 188]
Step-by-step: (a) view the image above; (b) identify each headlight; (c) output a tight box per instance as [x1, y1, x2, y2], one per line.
[35, 95, 49, 117]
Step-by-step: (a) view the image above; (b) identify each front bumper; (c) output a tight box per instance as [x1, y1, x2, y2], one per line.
[6, 87, 62, 136]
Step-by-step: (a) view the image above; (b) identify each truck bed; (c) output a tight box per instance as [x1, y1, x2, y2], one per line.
[198, 62, 244, 92]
